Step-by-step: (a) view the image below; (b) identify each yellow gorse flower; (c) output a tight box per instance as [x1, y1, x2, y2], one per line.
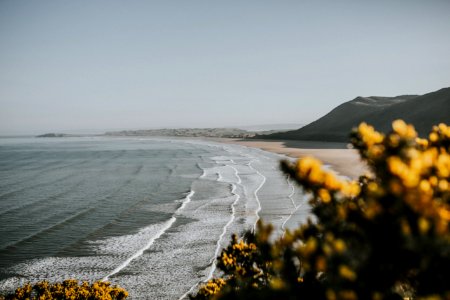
[338, 265, 357, 281]
[358, 123, 384, 146]
[5, 280, 128, 300]
[294, 156, 360, 202]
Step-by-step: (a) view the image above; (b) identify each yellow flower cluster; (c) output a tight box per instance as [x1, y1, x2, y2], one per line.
[354, 120, 450, 234]
[392, 119, 417, 139]
[295, 157, 360, 201]
[220, 239, 257, 267]
[195, 279, 226, 298]
[357, 122, 384, 147]
[232, 240, 257, 253]
[221, 252, 236, 266]
[326, 289, 358, 300]
[2, 280, 128, 300]
[296, 230, 350, 276]
[338, 265, 357, 282]
[430, 123, 450, 144]
[320, 233, 346, 256]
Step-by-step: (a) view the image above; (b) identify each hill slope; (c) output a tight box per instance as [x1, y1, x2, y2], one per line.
[262, 87, 450, 142]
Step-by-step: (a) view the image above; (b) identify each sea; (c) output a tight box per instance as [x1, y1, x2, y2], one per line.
[0, 136, 310, 299]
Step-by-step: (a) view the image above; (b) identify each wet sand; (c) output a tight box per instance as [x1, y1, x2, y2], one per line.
[215, 139, 368, 179]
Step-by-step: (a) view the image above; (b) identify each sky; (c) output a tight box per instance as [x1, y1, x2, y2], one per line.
[1, 1, 450, 134]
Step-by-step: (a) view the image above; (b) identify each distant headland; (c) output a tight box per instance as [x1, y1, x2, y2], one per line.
[104, 128, 283, 138]
[260, 87, 450, 142]
[36, 126, 299, 139]
[36, 133, 79, 138]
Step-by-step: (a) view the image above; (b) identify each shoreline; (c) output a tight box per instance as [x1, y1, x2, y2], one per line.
[21, 134, 368, 179]
[211, 138, 367, 179]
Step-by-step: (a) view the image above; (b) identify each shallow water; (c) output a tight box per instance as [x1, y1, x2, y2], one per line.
[0, 136, 309, 299]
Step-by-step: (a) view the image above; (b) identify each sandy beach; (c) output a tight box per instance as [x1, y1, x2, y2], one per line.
[216, 139, 368, 179]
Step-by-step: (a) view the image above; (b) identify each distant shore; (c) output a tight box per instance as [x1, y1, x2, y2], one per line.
[214, 138, 367, 179]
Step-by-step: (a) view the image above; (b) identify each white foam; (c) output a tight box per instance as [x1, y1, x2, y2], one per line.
[248, 161, 266, 232]
[178, 190, 195, 212]
[102, 217, 176, 281]
[281, 175, 298, 234]
[102, 190, 195, 281]
[179, 161, 246, 300]
[207, 165, 241, 279]
[230, 161, 242, 185]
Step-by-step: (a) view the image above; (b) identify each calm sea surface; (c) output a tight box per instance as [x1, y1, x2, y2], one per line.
[0, 136, 309, 299]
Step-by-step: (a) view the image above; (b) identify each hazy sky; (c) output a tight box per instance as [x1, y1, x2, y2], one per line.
[1, 0, 449, 134]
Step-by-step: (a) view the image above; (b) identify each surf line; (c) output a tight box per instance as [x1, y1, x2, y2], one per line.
[196, 162, 207, 179]
[178, 164, 242, 300]
[281, 175, 301, 236]
[102, 190, 195, 282]
[248, 160, 266, 232]
[207, 164, 241, 279]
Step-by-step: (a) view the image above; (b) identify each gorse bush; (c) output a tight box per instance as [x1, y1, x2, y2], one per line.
[191, 120, 450, 300]
[1, 280, 128, 300]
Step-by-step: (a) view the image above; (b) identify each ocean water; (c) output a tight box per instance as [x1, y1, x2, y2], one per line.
[0, 137, 310, 299]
